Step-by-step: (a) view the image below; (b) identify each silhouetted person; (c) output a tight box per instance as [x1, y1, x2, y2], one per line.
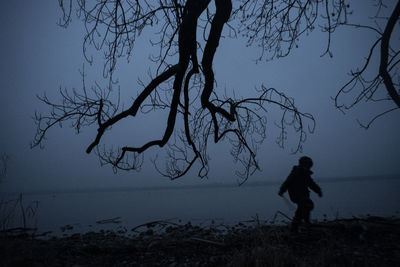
[278, 156, 322, 232]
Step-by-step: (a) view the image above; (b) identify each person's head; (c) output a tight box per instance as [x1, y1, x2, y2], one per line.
[299, 156, 313, 169]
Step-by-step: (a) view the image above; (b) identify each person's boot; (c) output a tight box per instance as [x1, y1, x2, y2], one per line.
[291, 220, 300, 233]
[304, 208, 312, 227]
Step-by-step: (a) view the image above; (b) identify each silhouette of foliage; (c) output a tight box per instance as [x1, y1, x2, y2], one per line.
[34, 0, 378, 182]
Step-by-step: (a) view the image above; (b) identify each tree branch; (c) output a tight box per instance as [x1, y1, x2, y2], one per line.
[379, 0, 400, 108]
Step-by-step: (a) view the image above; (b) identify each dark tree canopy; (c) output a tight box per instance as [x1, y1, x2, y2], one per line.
[32, 0, 399, 183]
[334, 0, 400, 128]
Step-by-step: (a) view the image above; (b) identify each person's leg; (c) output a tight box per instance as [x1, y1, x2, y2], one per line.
[302, 199, 314, 224]
[291, 203, 302, 232]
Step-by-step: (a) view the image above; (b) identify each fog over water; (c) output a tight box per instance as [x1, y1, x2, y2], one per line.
[0, 0, 400, 232]
[1, 174, 397, 235]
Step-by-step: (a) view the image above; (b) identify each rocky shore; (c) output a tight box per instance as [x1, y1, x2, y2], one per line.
[1, 216, 399, 266]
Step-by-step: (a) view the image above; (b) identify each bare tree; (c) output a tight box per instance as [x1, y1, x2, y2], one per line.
[335, 0, 400, 128]
[32, 0, 364, 183]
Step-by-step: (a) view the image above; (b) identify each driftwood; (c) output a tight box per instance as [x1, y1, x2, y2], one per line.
[1, 227, 51, 238]
[95, 217, 121, 224]
[190, 237, 225, 247]
[0, 227, 37, 236]
[131, 219, 178, 232]
[60, 224, 74, 232]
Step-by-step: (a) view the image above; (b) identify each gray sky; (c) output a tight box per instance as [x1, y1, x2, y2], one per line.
[0, 0, 399, 193]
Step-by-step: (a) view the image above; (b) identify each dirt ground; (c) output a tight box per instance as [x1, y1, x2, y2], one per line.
[1, 216, 399, 266]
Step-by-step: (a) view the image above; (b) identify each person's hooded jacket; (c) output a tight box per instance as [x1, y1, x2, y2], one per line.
[279, 166, 322, 203]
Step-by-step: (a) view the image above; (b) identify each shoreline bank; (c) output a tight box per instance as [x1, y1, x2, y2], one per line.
[1, 215, 399, 266]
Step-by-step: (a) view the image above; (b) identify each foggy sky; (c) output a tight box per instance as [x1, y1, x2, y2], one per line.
[0, 0, 399, 193]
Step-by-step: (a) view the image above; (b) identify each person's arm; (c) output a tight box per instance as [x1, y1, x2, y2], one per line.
[309, 177, 322, 197]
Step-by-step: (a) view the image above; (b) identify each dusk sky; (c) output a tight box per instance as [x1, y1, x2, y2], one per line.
[0, 0, 399, 193]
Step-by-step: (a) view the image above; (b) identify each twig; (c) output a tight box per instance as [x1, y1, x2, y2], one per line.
[271, 210, 293, 223]
[281, 195, 296, 210]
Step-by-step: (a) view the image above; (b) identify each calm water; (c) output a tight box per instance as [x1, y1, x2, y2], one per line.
[2, 175, 399, 235]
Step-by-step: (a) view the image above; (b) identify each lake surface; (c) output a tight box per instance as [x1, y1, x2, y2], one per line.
[2, 175, 399, 235]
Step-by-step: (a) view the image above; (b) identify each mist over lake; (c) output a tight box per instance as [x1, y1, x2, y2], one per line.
[4, 174, 399, 235]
